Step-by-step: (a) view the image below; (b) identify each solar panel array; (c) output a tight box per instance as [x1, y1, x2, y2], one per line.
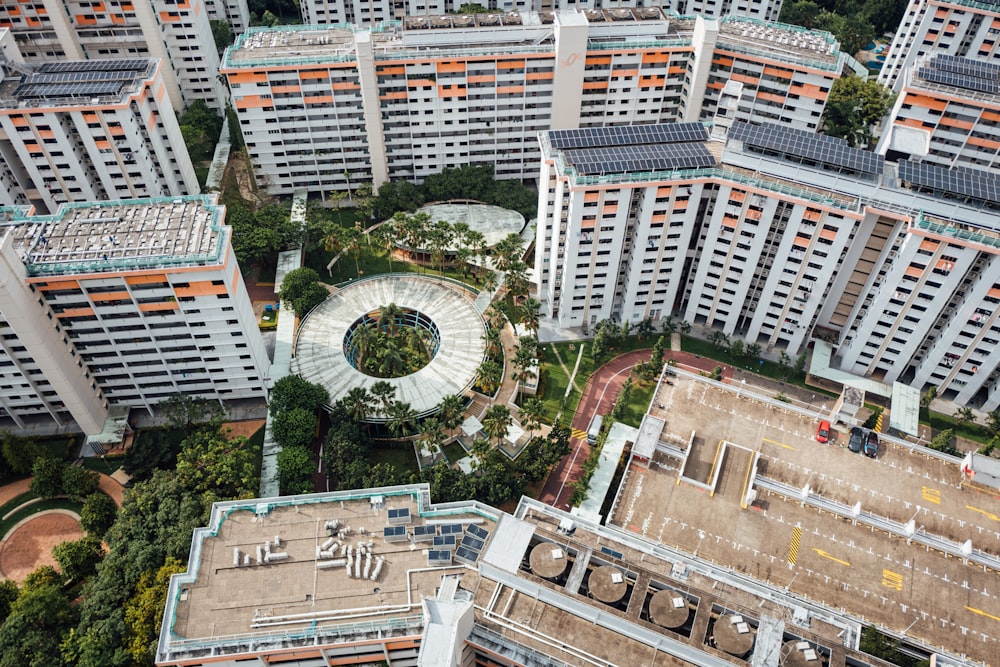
[899, 160, 1000, 201]
[428, 549, 452, 565]
[387, 507, 411, 524]
[413, 525, 437, 541]
[549, 123, 709, 150]
[37, 59, 149, 73]
[562, 142, 716, 175]
[14, 82, 124, 99]
[918, 55, 1000, 94]
[455, 546, 480, 564]
[461, 535, 485, 551]
[383, 525, 406, 539]
[728, 121, 884, 176]
[440, 523, 464, 535]
[433, 535, 456, 547]
[467, 524, 490, 540]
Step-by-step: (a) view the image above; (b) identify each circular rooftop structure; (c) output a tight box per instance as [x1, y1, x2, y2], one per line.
[413, 201, 525, 250]
[292, 275, 486, 420]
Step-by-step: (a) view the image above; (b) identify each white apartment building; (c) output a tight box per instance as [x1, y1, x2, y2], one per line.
[0, 195, 270, 436]
[0, 0, 226, 110]
[877, 54, 1000, 175]
[222, 10, 842, 199]
[0, 58, 199, 215]
[879, 0, 1000, 93]
[205, 0, 251, 35]
[537, 121, 1000, 410]
[300, 0, 783, 26]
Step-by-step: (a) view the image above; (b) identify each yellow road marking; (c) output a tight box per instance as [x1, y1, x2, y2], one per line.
[571, 428, 588, 440]
[787, 526, 802, 565]
[811, 548, 850, 567]
[966, 505, 1000, 522]
[882, 569, 903, 591]
[921, 486, 941, 504]
[762, 437, 796, 451]
[965, 606, 1000, 623]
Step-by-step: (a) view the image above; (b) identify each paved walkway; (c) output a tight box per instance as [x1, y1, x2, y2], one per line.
[0, 470, 124, 511]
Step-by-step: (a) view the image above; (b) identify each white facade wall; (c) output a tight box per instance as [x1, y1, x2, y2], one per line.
[205, 0, 251, 35]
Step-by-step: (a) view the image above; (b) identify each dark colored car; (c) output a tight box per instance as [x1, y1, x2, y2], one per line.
[864, 431, 879, 458]
[848, 427, 864, 453]
[816, 420, 831, 444]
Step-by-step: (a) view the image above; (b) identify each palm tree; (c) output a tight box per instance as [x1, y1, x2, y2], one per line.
[953, 406, 977, 426]
[370, 380, 396, 416]
[660, 315, 677, 336]
[482, 326, 502, 360]
[476, 358, 503, 400]
[420, 416, 445, 453]
[379, 303, 402, 336]
[520, 397, 544, 437]
[470, 436, 492, 469]
[377, 345, 406, 377]
[710, 329, 730, 350]
[492, 233, 524, 273]
[386, 401, 417, 438]
[343, 386, 371, 423]
[466, 230, 487, 283]
[482, 404, 513, 446]
[438, 393, 466, 430]
[346, 224, 363, 278]
[679, 320, 692, 335]
[373, 224, 396, 274]
[428, 220, 453, 275]
[518, 298, 541, 332]
[350, 322, 377, 367]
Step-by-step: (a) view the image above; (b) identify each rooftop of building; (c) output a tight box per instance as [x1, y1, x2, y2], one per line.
[910, 53, 1000, 100]
[717, 16, 841, 69]
[0, 58, 157, 109]
[0, 196, 226, 276]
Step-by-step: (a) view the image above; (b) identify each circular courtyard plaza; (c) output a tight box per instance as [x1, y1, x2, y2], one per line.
[292, 275, 487, 419]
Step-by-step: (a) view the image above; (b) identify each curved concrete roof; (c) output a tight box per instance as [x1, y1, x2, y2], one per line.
[292, 275, 486, 419]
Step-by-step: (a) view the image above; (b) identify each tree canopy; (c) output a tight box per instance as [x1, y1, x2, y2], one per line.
[278, 267, 330, 318]
[178, 100, 223, 164]
[821, 76, 896, 148]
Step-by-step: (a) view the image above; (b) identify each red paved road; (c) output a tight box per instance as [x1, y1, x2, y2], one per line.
[539, 348, 736, 510]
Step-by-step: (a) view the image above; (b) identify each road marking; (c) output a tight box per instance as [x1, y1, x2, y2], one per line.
[922, 486, 941, 504]
[571, 428, 588, 440]
[965, 606, 1000, 623]
[787, 526, 802, 565]
[811, 548, 850, 567]
[882, 569, 903, 591]
[763, 437, 796, 451]
[966, 505, 1000, 522]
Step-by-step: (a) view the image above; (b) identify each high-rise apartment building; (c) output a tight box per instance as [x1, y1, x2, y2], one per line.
[300, 0, 784, 27]
[537, 121, 1000, 409]
[879, 0, 1000, 92]
[0, 195, 270, 436]
[205, 0, 251, 36]
[222, 10, 843, 199]
[877, 54, 1000, 175]
[0, 0, 226, 110]
[0, 58, 198, 215]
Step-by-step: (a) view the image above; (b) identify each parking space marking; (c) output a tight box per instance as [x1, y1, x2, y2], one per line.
[966, 505, 1000, 522]
[787, 526, 802, 565]
[921, 486, 941, 504]
[762, 437, 796, 451]
[811, 547, 850, 567]
[965, 606, 1000, 623]
[882, 569, 903, 591]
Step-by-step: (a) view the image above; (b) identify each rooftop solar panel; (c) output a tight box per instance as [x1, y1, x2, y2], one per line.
[37, 59, 148, 74]
[728, 121, 884, 176]
[14, 81, 124, 99]
[428, 550, 452, 564]
[562, 141, 716, 175]
[601, 546, 625, 559]
[466, 525, 490, 540]
[413, 525, 437, 536]
[461, 535, 484, 551]
[387, 507, 411, 524]
[549, 123, 709, 150]
[440, 523, 464, 535]
[899, 160, 1000, 201]
[433, 535, 456, 547]
[455, 546, 480, 564]
[382, 525, 406, 537]
[918, 66, 999, 94]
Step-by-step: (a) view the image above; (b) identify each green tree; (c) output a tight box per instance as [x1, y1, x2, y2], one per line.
[342, 386, 372, 423]
[920, 385, 937, 409]
[277, 446, 315, 495]
[123, 559, 184, 667]
[986, 409, 1000, 437]
[269, 374, 330, 416]
[0, 432, 42, 478]
[157, 394, 225, 430]
[53, 535, 105, 582]
[370, 381, 396, 416]
[710, 330, 730, 350]
[476, 358, 503, 399]
[174, 430, 258, 499]
[779, 0, 823, 27]
[521, 398, 545, 437]
[177, 100, 223, 162]
[80, 492, 118, 539]
[821, 76, 895, 148]
[482, 404, 513, 446]
[953, 406, 977, 426]
[930, 429, 954, 452]
[272, 407, 317, 449]
[0, 581, 17, 625]
[30, 457, 65, 498]
[62, 465, 99, 501]
[279, 267, 330, 318]
[386, 401, 417, 438]
[437, 394, 466, 430]
[0, 583, 74, 667]
[210, 19, 234, 51]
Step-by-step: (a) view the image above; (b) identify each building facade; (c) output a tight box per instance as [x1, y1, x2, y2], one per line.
[536, 122, 1000, 409]
[0, 195, 270, 436]
[0, 58, 198, 215]
[877, 54, 1000, 175]
[879, 0, 1000, 93]
[205, 0, 251, 36]
[0, 0, 226, 110]
[221, 11, 843, 199]
[300, 0, 784, 27]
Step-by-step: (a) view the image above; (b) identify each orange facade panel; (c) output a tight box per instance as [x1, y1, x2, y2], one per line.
[918, 238, 939, 252]
[234, 95, 273, 109]
[90, 291, 131, 302]
[792, 235, 810, 248]
[757, 91, 785, 103]
[713, 56, 734, 67]
[437, 86, 467, 97]
[731, 72, 759, 85]
[126, 274, 167, 285]
[612, 69, 639, 78]
[580, 216, 596, 229]
[157, 11, 178, 21]
[721, 215, 738, 229]
[642, 52, 672, 64]
[10, 116, 28, 127]
[298, 70, 330, 80]
[982, 110, 1000, 123]
[791, 83, 825, 100]
[904, 265, 924, 279]
[271, 84, 301, 94]
[803, 209, 821, 222]
[407, 79, 435, 88]
[497, 85, 524, 94]
[584, 192, 600, 203]
[968, 135, 1000, 150]
[908, 94, 947, 112]
[174, 282, 227, 298]
[303, 94, 334, 105]
[378, 66, 405, 76]
[639, 76, 665, 88]
[468, 74, 495, 83]
[526, 71, 554, 80]
[35, 280, 80, 291]
[667, 65, 686, 75]
[763, 65, 792, 78]
[988, 287, 1000, 299]
[380, 91, 407, 100]
[583, 81, 608, 90]
[651, 214, 667, 224]
[436, 62, 465, 73]
[497, 60, 525, 70]
[940, 116, 973, 130]
[586, 56, 612, 66]
[331, 82, 359, 90]
[819, 227, 837, 241]
[138, 301, 179, 312]
[58, 307, 95, 318]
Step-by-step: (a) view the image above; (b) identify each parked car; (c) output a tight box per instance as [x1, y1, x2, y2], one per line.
[816, 420, 831, 444]
[848, 427, 864, 453]
[864, 431, 879, 458]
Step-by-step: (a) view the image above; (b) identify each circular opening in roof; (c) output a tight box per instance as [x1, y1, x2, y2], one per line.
[343, 304, 441, 379]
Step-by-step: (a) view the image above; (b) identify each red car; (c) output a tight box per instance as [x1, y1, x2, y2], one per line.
[816, 420, 831, 443]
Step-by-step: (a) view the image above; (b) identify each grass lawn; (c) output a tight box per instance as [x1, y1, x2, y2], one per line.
[442, 441, 467, 464]
[370, 444, 420, 479]
[0, 490, 37, 520]
[925, 409, 992, 446]
[195, 165, 209, 189]
[79, 455, 126, 474]
[618, 382, 657, 428]
[36, 435, 78, 460]
[0, 497, 83, 537]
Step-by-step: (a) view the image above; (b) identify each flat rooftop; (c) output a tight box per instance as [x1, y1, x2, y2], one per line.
[718, 17, 841, 69]
[0, 59, 157, 109]
[2, 196, 225, 276]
